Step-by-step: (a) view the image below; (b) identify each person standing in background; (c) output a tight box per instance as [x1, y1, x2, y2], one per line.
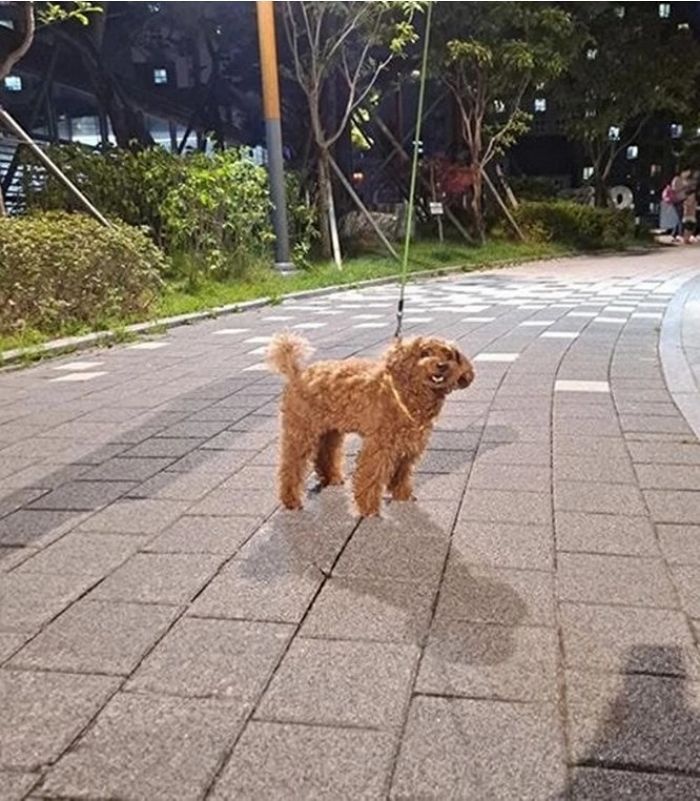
[661, 171, 684, 240]
[682, 170, 698, 244]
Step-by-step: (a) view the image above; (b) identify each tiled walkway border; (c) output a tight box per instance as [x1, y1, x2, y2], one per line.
[660, 274, 700, 439]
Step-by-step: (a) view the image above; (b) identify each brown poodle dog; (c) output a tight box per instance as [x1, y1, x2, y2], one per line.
[266, 333, 475, 517]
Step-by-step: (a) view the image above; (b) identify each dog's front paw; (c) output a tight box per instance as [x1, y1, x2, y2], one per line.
[320, 476, 345, 487]
[281, 496, 304, 511]
[391, 486, 416, 502]
[356, 503, 382, 518]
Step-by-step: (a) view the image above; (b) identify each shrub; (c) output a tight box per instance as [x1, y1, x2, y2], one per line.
[161, 149, 276, 282]
[22, 145, 319, 270]
[0, 211, 166, 336]
[286, 171, 318, 270]
[21, 144, 187, 246]
[508, 176, 561, 201]
[514, 200, 635, 250]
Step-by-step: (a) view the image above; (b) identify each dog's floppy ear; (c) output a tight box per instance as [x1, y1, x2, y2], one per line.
[454, 349, 475, 388]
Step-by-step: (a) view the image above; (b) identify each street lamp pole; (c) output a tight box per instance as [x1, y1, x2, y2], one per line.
[256, 0, 294, 272]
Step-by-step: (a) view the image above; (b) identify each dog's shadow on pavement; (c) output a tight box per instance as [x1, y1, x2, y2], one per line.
[238, 490, 528, 670]
[552, 645, 700, 800]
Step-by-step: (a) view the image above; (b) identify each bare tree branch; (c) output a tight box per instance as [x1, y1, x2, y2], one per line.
[0, 1, 36, 82]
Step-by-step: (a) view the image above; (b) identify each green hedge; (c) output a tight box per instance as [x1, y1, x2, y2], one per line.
[21, 145, 318, 271]
[514, 200, 635, 250]
[0, 211, 166, 336]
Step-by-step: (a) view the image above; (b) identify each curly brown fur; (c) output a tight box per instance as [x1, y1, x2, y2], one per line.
[267, 332, 475, 517]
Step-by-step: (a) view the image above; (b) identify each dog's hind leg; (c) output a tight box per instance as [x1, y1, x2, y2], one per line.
[315, 430, 345, 487]
[278, 426, 316, 510]
[388, 456, 418, 502]
[353, 437, 396, 517]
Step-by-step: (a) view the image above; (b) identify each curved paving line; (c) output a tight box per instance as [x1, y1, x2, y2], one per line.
[659, 274, 700, 440]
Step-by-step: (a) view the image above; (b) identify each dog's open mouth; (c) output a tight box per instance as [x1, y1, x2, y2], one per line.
[430, 374, 447, 386]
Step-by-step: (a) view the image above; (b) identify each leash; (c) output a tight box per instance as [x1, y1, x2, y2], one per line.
[394, 2, 433, 340]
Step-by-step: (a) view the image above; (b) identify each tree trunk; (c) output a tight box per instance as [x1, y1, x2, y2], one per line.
[594, 175, 609, 208]
[317, 147, 333, 259]
[0, 2, 35, 216]
[471, 167, 486, 243]
[0, 2, 35, 82]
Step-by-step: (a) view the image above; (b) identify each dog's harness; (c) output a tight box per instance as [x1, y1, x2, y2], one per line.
[383, 373, 427, 431]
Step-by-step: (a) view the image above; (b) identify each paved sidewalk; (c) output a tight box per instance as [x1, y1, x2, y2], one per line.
[2, 249, 700, 800]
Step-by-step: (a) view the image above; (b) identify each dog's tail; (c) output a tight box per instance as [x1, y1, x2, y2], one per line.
[266, 333, 313, 380]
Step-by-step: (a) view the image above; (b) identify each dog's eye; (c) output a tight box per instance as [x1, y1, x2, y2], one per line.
[420, 349, 432, 359]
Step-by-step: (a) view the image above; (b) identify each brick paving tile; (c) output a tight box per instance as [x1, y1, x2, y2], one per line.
[0, 632, 28, 663]
[554, 453, 637, 484]
[143, 514, 259, 554]
[565, 768, 700, 801]
[14, 530, 149, 576]
[126, 617, 293, 700]
[670, 565, 700, 617]
[560, 603, 700, 677]
[457, 489, 552, 525]
[565, 670, 700, 774]
[557, 553, 677, 608]
[39, 693, 249, 801]
[645, 489, 700, 524]
[126, 469, 228, 501]
[0, 772, 39, 801]
[416, 619, 558, 701]
[435, 557, 556, 627]
[452, 521, 554, 571]
[555, 512, 659, 556]
[300, 576, 436, 644]
[390, 697, 566, 800]
[210, 722, 395, 800]
[657, 524, 700, 565]
[77, 498, 190, 535]
[9, 600, 180, 675]
[554, 481, 646, 516]
[256, 638, 418, 728]
[87, 552, 224, 605]
[0, 572, 97, 633]
[0, 509, 82, 548]
[189, 560, 323, 624]
[0, 669, 119, 770]
[27, 480, 135, 511]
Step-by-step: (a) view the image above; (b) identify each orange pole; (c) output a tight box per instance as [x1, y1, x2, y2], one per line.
[256, 0, 292, 270]
[257, 0, 281, 120]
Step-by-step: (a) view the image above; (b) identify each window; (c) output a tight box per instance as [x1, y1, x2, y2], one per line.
[608, 125, 621, 141]
[534, 98, 547, 113]
[678, 22, 690, 30]
[670, 123, 683, 139]
[626, 145, 639, 160]
[583, 166, 594, 181]
[650, 164, 661, 177]
[659, 3, 671, 18]
[153, 68, 168, 85]
[585, 108, 596, 119]
[493, 99, 505, 113]
[614, 6, 625, 18]
[586, 48, 597, 60]
[3, 75, 22, 92]
[71, 115, 102, 147]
